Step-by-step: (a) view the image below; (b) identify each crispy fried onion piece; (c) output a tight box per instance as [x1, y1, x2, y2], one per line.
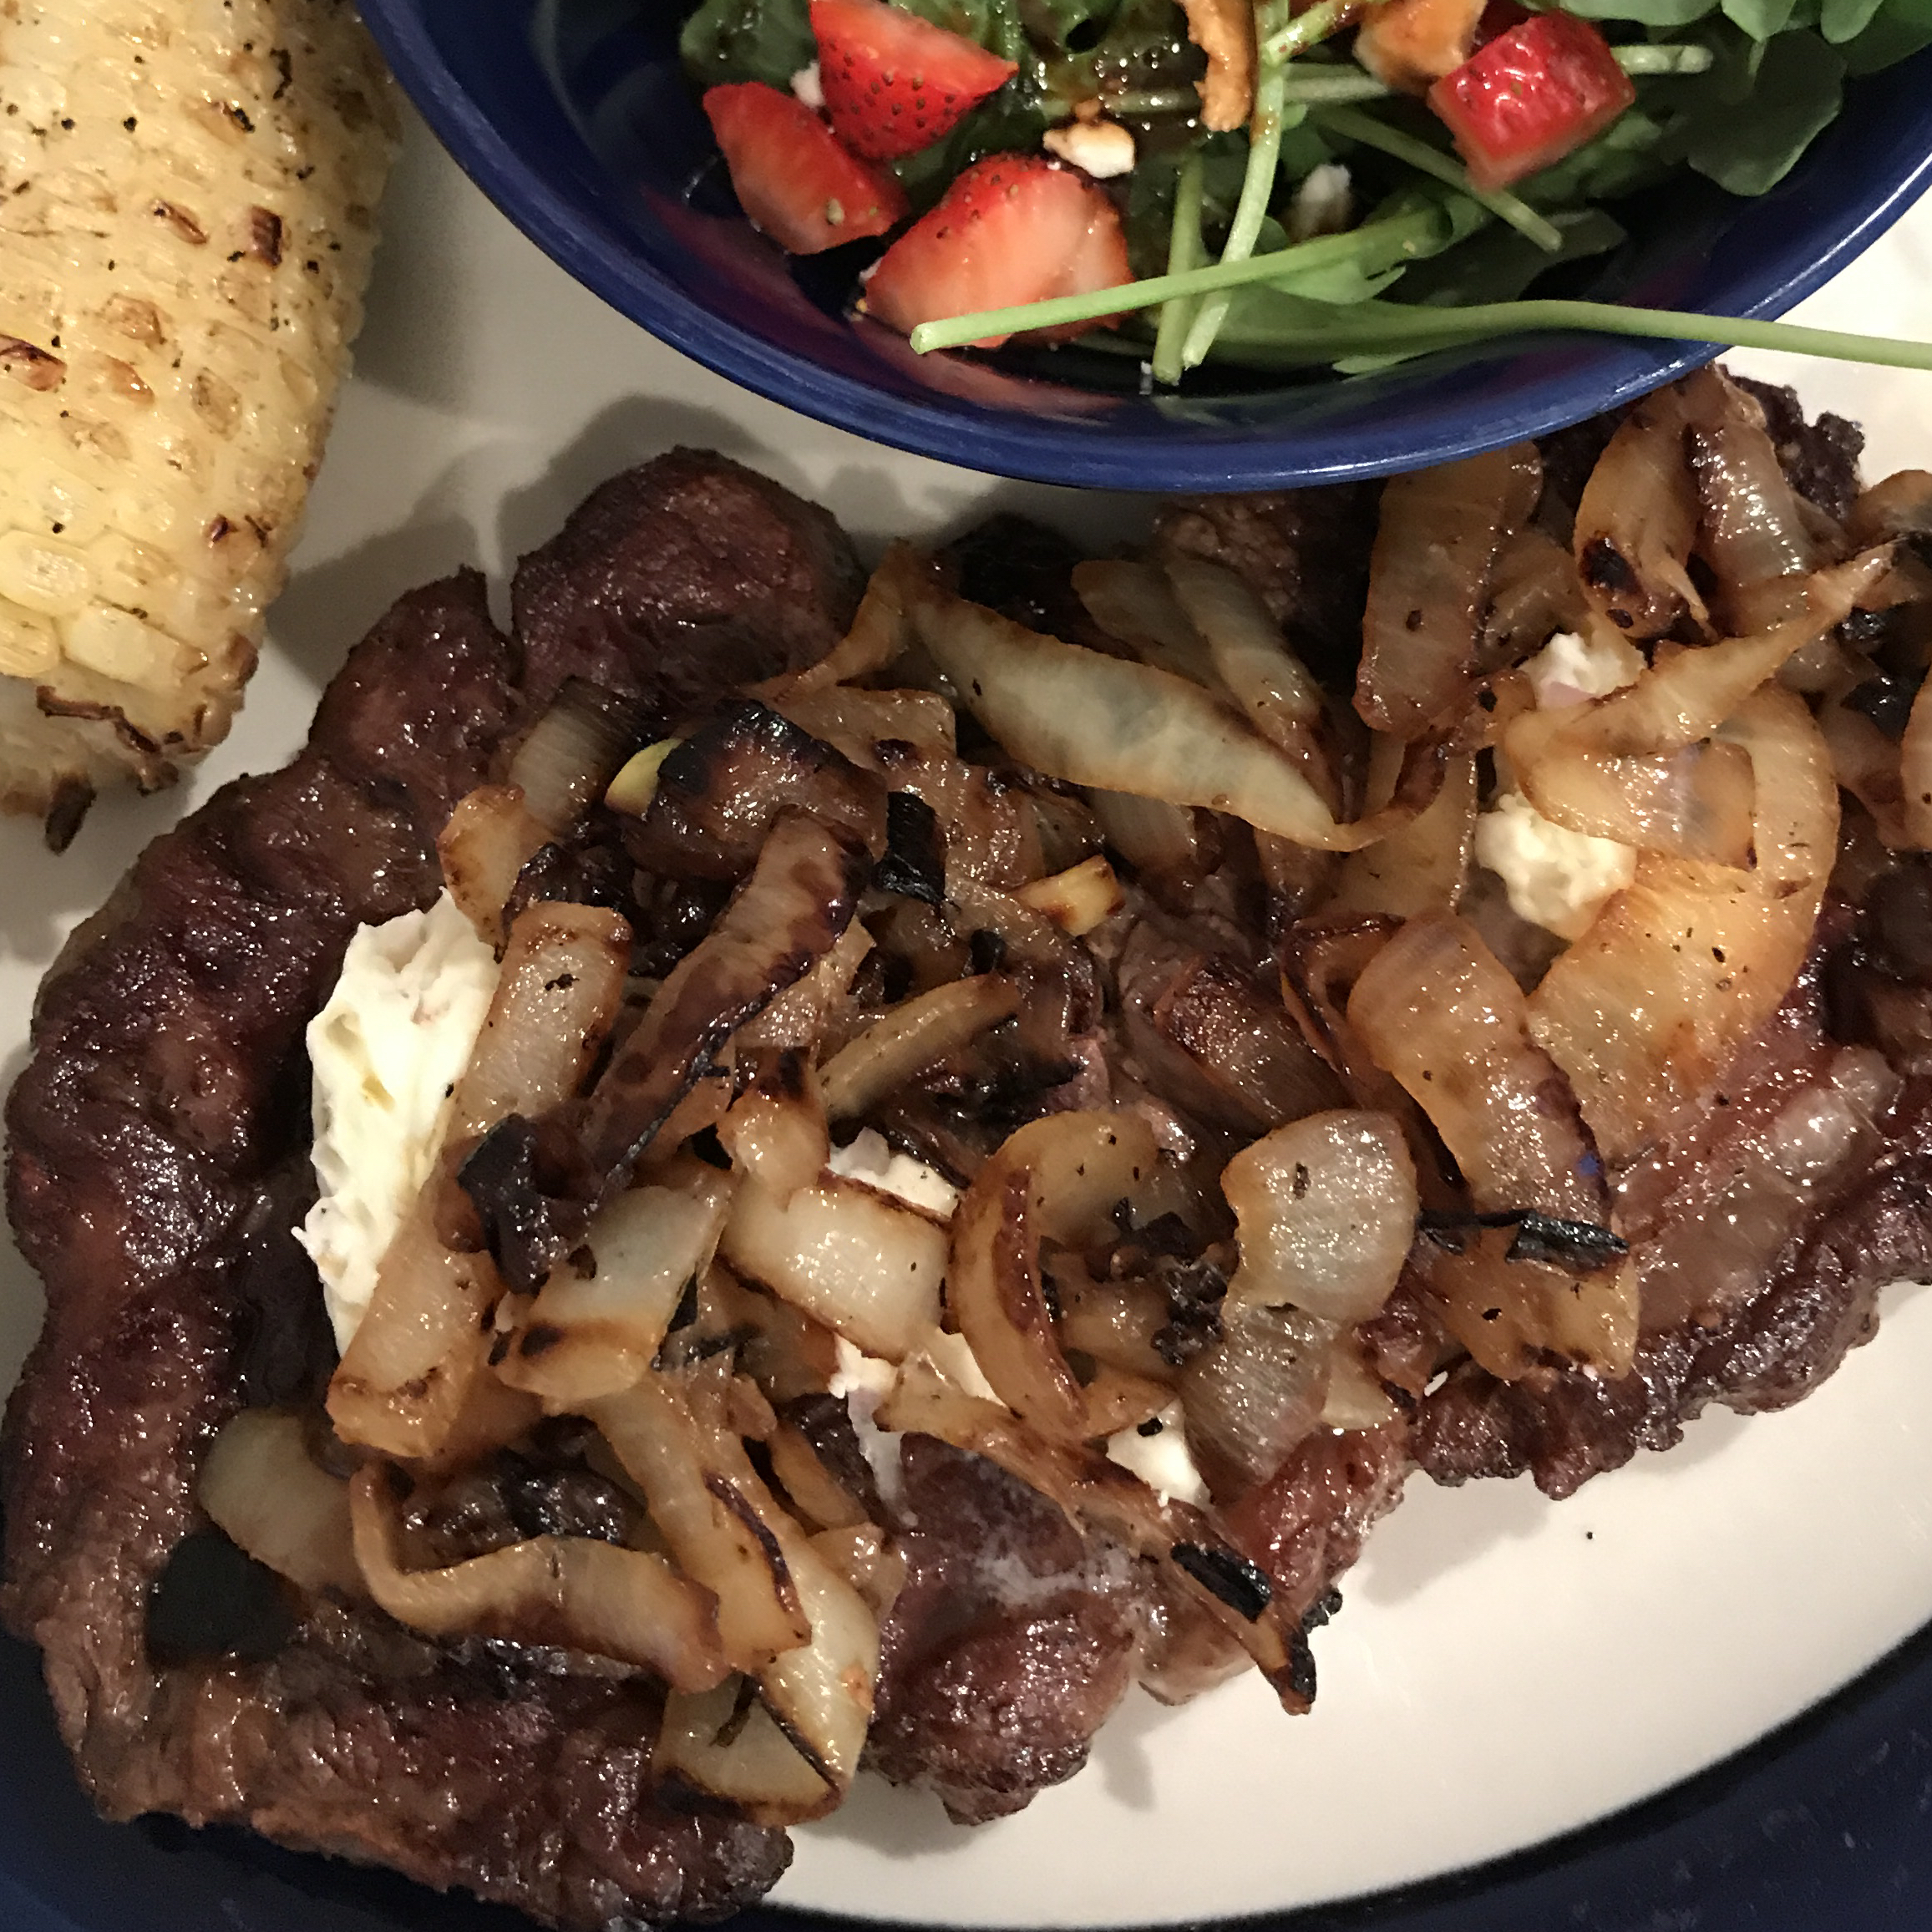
[329, 901, 631, 1459]
[720, 1173, 947, 1360]
[949, 1110, 1159, 1443]
[496, 1159, 737, 1407]
[347, 1463, 730, 1690]
[818, 974, 1021, 1123]
[1179, 0, 1256, 130]
[589, 1375, 811, 1670]
[1349, 913, 1635, 1376]
[581, 810, 870, 1187]
[198, 1411, 361, 1597]
[910, 583, 1425, 851]
[1530, 684, 1838, 1169]
[1574, 383, 1706, 641]
[1221, 1111, 1418, 1324]
[877, 1357, 1314, 1712]
[1356, 442, 1539, 742]
[618, 1367, 880, 1823]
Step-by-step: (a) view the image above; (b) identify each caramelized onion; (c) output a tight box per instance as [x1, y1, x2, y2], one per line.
[1165, 556, 1324, 748]
[818, 975, 1021, 1123]
[772, 686, 957, 766]
[198, 1411, 360, 1596]
[1179, 1303, 1335, 1493]
[718, 1058, 830, 1200]
[948, 1110, 1159, 1443]
[329, 901, 631, 1458]
[753, 541, 925, 700]
[1072, 557, 1219, 685]
[497, 1164, 736, 1407]
[1014, 854, 1126, 936]
[347, 1464, 729, 1689]
[1683, 368, 1818, 613]
[1519, 738, 1756, 866]
[437, 784, 550, 944]
[1357, 442, 1539, 741]
[590, 1375, 812, 1671]
[1326, 753, 1476, 918]
[1573, 384, 1705, 641]
[1221, 1111, 1417, 1323]
[910, 586, 1399, 850]
[1899, 672, 1932, 848]
[508, 680, 639, 835]
[720, 1174, 946, 1360]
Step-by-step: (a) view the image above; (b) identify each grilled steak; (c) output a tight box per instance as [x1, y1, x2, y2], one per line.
[3, 452, 865, 1929]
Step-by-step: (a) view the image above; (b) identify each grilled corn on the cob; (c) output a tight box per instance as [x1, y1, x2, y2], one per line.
[0, 0, 398, 847]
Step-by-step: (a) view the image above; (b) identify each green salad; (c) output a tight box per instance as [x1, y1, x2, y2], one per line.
[682, 0, 1932, 381]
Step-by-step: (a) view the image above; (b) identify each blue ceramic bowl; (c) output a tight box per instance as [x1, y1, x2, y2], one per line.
[360, 0, 1932, 490]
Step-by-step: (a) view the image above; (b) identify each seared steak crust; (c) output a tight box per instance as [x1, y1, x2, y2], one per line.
[3, 452, 868, 1928]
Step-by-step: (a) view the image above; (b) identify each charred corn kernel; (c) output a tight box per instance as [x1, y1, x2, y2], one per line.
[0, 0, 400, 848]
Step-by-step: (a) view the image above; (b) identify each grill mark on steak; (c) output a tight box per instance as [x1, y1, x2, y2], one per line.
[2, 450, 870, 1927]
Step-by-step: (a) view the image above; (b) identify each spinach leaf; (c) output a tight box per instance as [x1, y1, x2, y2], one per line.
[1519, 104, 1673, 205]
[1820, 0, 1887, 36]
[1397, 206, 1628, 307]
[1557, 0, 1722, 28]
[1681, 29, 1844, 191]
[680, 0, 816, 87]
[1839, 0, 1932, 67]
[1721, 0, 1796, 34]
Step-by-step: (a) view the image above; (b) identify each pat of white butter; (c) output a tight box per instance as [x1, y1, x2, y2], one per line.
[827, 1128, 961, 1219]
[298, 891, 499, 1352]
[1106, 1401, 1207, 1508]
[1474, 791, 1636, 942]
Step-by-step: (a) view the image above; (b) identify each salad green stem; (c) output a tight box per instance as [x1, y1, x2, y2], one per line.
[1316, 104, 1564, 252]
[1260, 0, 1390, 63]
[907, 205, 1453, 351]
[1100, 86, 1207, 116]
[1153, 150, 1209, 387]
[1180, 62, 1294, 370]
[1613, 43, 1716, 74]
[1279, 71, 1394, 104]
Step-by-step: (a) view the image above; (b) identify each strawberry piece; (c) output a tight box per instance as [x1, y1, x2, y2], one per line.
[863, 155, 1131, 349]
[810, 0, 1017, 163]
[703, 83, 908, 255]
[1428, 13, 1636, 191]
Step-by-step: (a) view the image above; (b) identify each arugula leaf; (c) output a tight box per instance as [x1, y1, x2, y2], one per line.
[1720, 0, 1796, 34]
[1519, 104, 1673, 205]
[680, 0, 815, 88]
[1555, 0, 1722, 28]
[1681, 29, 1844, 190]
[1397, 207, 1629, 307]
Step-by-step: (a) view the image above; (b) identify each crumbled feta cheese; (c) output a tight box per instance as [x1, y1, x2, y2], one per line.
[827, 1128, 961, 1219]
[1043, 117, 1136, 179]
[298, 892, 499, 1352]
[1105, 1402, 1207, 1507]
[1287, 162, 1352, 243]
[832, 1339, 906, 1514]
[790, 62, 824, 109]
[1523, 628, 1643, 708]
[1474, 790, 1637, 941]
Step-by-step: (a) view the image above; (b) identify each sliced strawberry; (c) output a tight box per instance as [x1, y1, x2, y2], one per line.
[810, 0, 1017, 162]
[703, 83, 908, 256]
[1428, 13, 1636, 191]
[863, 155, 1131, 349]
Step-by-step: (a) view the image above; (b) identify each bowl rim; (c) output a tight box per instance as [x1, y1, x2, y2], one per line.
[357, 4, 1932, 487]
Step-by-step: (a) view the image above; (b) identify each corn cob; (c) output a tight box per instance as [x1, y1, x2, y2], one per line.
[0, 0, 398, 848]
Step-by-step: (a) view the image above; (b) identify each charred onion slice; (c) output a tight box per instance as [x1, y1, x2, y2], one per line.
[1519, 739, 1757, 867]
[948, 1110, 1159, 1443]
[347, 1463, 730, 1690]
[497, 1163, 736, 1407]
[589, 1375, 812, 1671]
[1573, 384, 1706, 641]
[1221, 1110, 1418, 1324]
[910, 586, 1401, 851]
[198, 1411, 360, 1596]
[437, 783, 550, 943]
[718, 1055, 830, 1200]
[581, 811, 870, 1193]
[1356, 442, 1539, 742]
[1531, 684, 1838, 1165]
[818, 974, 1021, 1124]
[1349, 911, 1608, 1222]
[720, 1173, 947, 1360]
[329, 900, 631, 1459]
